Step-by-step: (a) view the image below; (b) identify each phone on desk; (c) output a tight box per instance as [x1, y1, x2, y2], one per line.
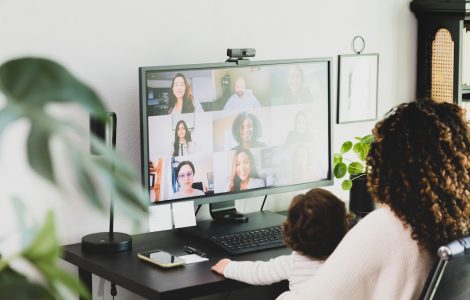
[137, 250, 186, 268]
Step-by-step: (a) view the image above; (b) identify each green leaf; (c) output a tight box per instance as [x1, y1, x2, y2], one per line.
[11, 196, 38, 247]
[52, 266, 91, 300]
[22, 211, 61, 263]
[0, 57, 107, 120]
[27, 126, 55, 184]
[333, 153, 343, 165]
[341, 180, 353, 190]
[361, 134, 374, 144]
[74, 161, 104, 210]
[348, 162, 364, 175]
[353, 142, 368, 162]
[0, 281, 53, 300]
[333, 162, 347, 179]
[0, 106, 23, 138]
[88, 133, 136, 180]
[0, 265, 28, 284]
[340, 141, 352, 154]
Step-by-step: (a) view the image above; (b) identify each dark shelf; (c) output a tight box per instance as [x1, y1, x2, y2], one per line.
[410, 1, 470, 18]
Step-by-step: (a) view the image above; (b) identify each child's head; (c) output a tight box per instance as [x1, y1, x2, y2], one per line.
[282, 188, 348, 259]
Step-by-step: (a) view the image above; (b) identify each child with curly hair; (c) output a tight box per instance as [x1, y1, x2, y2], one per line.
[211, 188, 348, 292]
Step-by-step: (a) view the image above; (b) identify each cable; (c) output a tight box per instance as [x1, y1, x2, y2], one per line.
[195, 204, 202, 215]
[260, 195, 268, 211]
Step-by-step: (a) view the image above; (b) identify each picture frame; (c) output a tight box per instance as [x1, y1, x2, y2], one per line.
[337, 53, 379, 124]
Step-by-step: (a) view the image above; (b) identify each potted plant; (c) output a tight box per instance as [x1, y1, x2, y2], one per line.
[333, 134, 375, 217]
[0, 57, 147, 299]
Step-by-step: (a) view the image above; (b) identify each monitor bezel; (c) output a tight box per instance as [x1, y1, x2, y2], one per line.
[139, 57, 334, 206]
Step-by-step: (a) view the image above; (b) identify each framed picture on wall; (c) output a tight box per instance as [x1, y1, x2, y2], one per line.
[337, 53, 379, 124]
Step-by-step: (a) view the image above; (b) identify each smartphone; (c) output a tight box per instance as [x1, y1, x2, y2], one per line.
[137, 250, 186, 268]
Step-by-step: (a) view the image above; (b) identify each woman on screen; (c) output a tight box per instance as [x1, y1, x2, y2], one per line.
[283, 65, 313, 104]
[167, 73, 203, 114]
[231, 111, 266, 150]
[227, 149, 265, 192]
[171, 160, 205, 199]
[285, 111, 314, 145]
[172, 120, 195, 157]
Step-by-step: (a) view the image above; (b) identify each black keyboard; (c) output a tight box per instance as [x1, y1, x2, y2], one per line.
[209, 225, 285, 255]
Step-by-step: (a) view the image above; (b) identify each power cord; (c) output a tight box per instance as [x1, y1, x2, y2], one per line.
[195, 204, 202, 215]
[260, 195, 268, 211]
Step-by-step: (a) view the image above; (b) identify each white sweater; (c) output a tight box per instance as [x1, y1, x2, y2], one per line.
[277, 206, 435, 300]
[224, 251, 323, 291]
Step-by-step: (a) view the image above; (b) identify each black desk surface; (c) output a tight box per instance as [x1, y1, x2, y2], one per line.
[63, 211, 290, 300]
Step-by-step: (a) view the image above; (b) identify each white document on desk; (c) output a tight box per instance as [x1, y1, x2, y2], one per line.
[172, 201, 196, 228]
[148, 203, 173, 231]
[180, 254, 208, 264]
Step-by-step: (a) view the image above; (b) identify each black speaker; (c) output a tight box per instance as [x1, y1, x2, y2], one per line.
[90, 116, 106, 154]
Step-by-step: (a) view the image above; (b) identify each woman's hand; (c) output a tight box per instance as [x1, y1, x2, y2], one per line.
[211, 258, 231, 275]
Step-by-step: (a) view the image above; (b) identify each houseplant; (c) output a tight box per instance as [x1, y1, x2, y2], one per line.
[333, 134, 374, 217]
[0, 57, 147, 299]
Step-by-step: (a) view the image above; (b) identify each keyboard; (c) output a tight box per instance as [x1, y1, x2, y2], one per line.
[209, 225, 285, 255]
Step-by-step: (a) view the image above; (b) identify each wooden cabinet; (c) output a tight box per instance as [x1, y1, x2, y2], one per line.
[410, 0, 470, 105]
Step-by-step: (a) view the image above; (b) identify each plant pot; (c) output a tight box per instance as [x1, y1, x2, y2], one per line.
[349, 174, 375, 218]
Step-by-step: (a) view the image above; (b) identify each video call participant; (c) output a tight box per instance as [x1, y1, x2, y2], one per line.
[170, 160, 205, 199]
[172, 120, 195, 157]
[149, 159, 163, 203]
[223, 77, 261, 110]
[212, 188, 349, 292]
[167, 73, 204, 114]
[232, 111, 266, 150]
[278, 99, 470, 299]
[285, 111, 314, 145]
[227, 148, 265, 192]
[283, 65, 313, 104]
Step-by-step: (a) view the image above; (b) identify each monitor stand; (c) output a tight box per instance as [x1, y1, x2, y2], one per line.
[209, 200, 248, 223]
[178, 201, 287, 243]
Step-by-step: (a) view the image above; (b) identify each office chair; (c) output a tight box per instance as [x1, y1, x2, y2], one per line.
[420, 236, 470, 300]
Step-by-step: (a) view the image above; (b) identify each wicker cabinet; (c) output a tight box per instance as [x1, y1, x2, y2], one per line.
[410, 0, 470, 105]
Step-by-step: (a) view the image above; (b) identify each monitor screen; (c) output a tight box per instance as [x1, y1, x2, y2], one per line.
[139, 58, 333, 206]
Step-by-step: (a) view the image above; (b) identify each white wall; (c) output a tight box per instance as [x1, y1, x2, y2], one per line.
[0, 0, 417, 299]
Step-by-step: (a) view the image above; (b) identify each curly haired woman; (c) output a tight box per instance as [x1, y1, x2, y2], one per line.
[278, 99, 470, 300]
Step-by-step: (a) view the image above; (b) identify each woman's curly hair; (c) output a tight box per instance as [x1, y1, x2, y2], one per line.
[367, 99, 470, 253]
[282, 188, 348, 259]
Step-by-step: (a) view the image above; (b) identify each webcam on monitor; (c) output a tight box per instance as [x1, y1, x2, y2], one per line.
[226, 48, 255, 64]
[227, 48, 256, 58]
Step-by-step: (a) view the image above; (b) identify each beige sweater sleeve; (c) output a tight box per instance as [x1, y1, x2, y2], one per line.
[277, 207, 433, 300]
[224, 253, 294, 285]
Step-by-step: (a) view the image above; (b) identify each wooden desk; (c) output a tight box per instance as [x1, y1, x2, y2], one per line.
[63, 213, 289, 299]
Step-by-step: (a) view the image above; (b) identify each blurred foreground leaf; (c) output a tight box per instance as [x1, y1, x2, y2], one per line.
[0, 57, 149, 300]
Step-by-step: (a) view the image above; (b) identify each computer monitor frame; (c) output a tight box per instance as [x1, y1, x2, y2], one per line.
[139, 57, 334, 210]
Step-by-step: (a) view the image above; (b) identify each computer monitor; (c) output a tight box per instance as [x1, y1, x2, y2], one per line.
[140, 57, 333, 221]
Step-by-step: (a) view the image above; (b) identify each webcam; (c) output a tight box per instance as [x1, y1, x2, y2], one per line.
[226, 48, 256, 58]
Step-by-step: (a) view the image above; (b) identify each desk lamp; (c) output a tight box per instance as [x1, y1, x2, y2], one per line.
[81, 112, 132, 252]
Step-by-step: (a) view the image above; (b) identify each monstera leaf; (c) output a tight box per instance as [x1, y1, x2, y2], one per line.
[0, 57, 148, 299]
[0, 57, 146, 212]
